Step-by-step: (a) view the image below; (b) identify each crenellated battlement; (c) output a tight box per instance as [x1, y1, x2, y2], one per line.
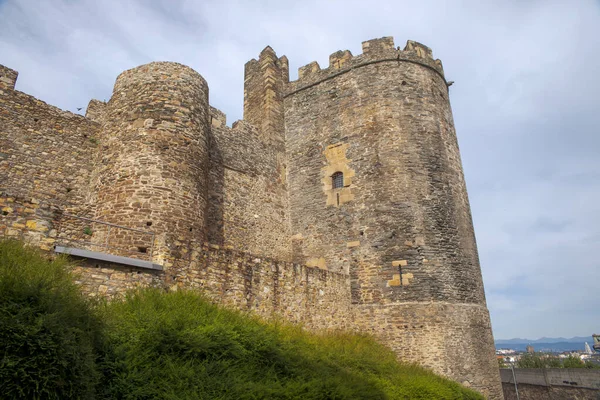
[0, 64, 18, 90]
[298, 61, 321, 79]
[329, 50, 353, 70]
[361, 36, 396, 55]
[231, 118, 259, 135]
[243, 46, 288, 149]
[244, 46, 290, 83]
[210, 106, 227, 128]
[209, 105, 263, 139]
[286, 37, 445, 94]
[85, 99, 107, 124]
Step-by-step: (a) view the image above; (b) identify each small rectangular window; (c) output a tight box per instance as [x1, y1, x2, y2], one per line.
[332, 172, 344, 189]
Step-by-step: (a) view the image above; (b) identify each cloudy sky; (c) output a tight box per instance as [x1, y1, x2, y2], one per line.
[1, 0, 598, 340]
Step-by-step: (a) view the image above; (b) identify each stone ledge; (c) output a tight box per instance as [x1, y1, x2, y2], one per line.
[55, 245, 163, 271]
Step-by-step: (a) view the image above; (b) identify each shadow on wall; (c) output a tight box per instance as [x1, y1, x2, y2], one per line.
[207, 129, 225, 246]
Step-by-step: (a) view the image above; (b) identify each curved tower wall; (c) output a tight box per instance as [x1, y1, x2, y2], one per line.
[92, 62, 210, 263]
[284, 38, 502, 398]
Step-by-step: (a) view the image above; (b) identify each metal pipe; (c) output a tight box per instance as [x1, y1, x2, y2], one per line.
[149, 233, 155, 262]
[62, 213, 154, 235]
[510, 361, 520, 400]
[106, 225, 111, 250]
[57, 239, 144, 256]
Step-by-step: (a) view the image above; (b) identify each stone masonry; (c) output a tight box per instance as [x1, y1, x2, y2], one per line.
[1, 36, 503, 398]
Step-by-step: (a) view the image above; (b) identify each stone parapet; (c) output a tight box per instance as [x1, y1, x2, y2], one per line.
[501, 369, 600, 399]
[0, 79, 99, 216]
[208, 113, 291, 261]
[85, 99, 107, 123]
[71, 242, 352, 331]
[0, 64, 18, 90]
[210, 106, 227, 128]
[286, 37, 445, 95]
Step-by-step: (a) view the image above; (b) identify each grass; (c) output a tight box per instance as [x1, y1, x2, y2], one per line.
[0, 239, 483, 399]
[0, 239, 103, 399]
[99, 289, 483, 399]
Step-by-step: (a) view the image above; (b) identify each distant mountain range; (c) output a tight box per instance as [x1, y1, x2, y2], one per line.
[495, 336, 594, 345]
[495, 336, 596, 352]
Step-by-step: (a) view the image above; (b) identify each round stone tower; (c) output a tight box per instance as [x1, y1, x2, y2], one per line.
[284, 37, 502, 398]
[92, 62, 209, 263]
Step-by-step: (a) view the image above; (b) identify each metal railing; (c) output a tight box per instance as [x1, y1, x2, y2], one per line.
[57, 213, 156, 261]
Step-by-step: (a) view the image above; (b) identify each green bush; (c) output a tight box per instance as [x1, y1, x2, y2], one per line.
[562, 355, 584, 368]
[0, 240, 483, 399]
[99, 289, 482, 399]
[516, 352, 600, 369]
[0, 240, 103, 399]
[545, 355, 563, 368]
[584, 360, 600, 369]
[517, 353, 551, 368]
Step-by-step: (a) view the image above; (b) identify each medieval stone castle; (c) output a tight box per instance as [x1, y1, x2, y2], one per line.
[0, 36, 502, 398]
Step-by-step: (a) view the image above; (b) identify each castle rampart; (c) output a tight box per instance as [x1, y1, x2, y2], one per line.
[0, 79, 100, 252]
[0, 35, 503, 399]
[287, 38, 444, 95]
[66, 243, 352, 331]
[207, 109, 291, 261]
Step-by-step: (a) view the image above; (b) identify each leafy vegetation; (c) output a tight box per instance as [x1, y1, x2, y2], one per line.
[98, 289, 482, 399]
[0, 239, 103, 399]
[0, 240, 483, 399]
[515, 353, 600, 369]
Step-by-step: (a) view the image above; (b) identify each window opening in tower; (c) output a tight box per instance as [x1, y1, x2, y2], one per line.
[332, 171, 344, 189]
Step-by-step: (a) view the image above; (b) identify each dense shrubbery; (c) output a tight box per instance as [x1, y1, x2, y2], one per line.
[0, 240, 483, 399]
[515, 353, 600, 369]
[0, 239, 103, 399]
[98, 289, 482, 399]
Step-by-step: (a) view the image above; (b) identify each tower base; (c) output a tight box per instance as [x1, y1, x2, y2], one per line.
[355, 301, 503, 399]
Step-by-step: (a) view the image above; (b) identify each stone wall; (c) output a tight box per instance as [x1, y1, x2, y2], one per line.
[502, 383, 599, 400]
[0, 65, 18, 90]
[243, 47, 288, 150]
[73, 243, 351, 331]
[355, 302, 501, 399]
[0, 195, 58, 251]
[71, 257, 165, 298]
[0, 72, 99, 211]
[501, 368, 600, 399]
[208, 108, 291, 261]
[0, 67, 99, 248]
